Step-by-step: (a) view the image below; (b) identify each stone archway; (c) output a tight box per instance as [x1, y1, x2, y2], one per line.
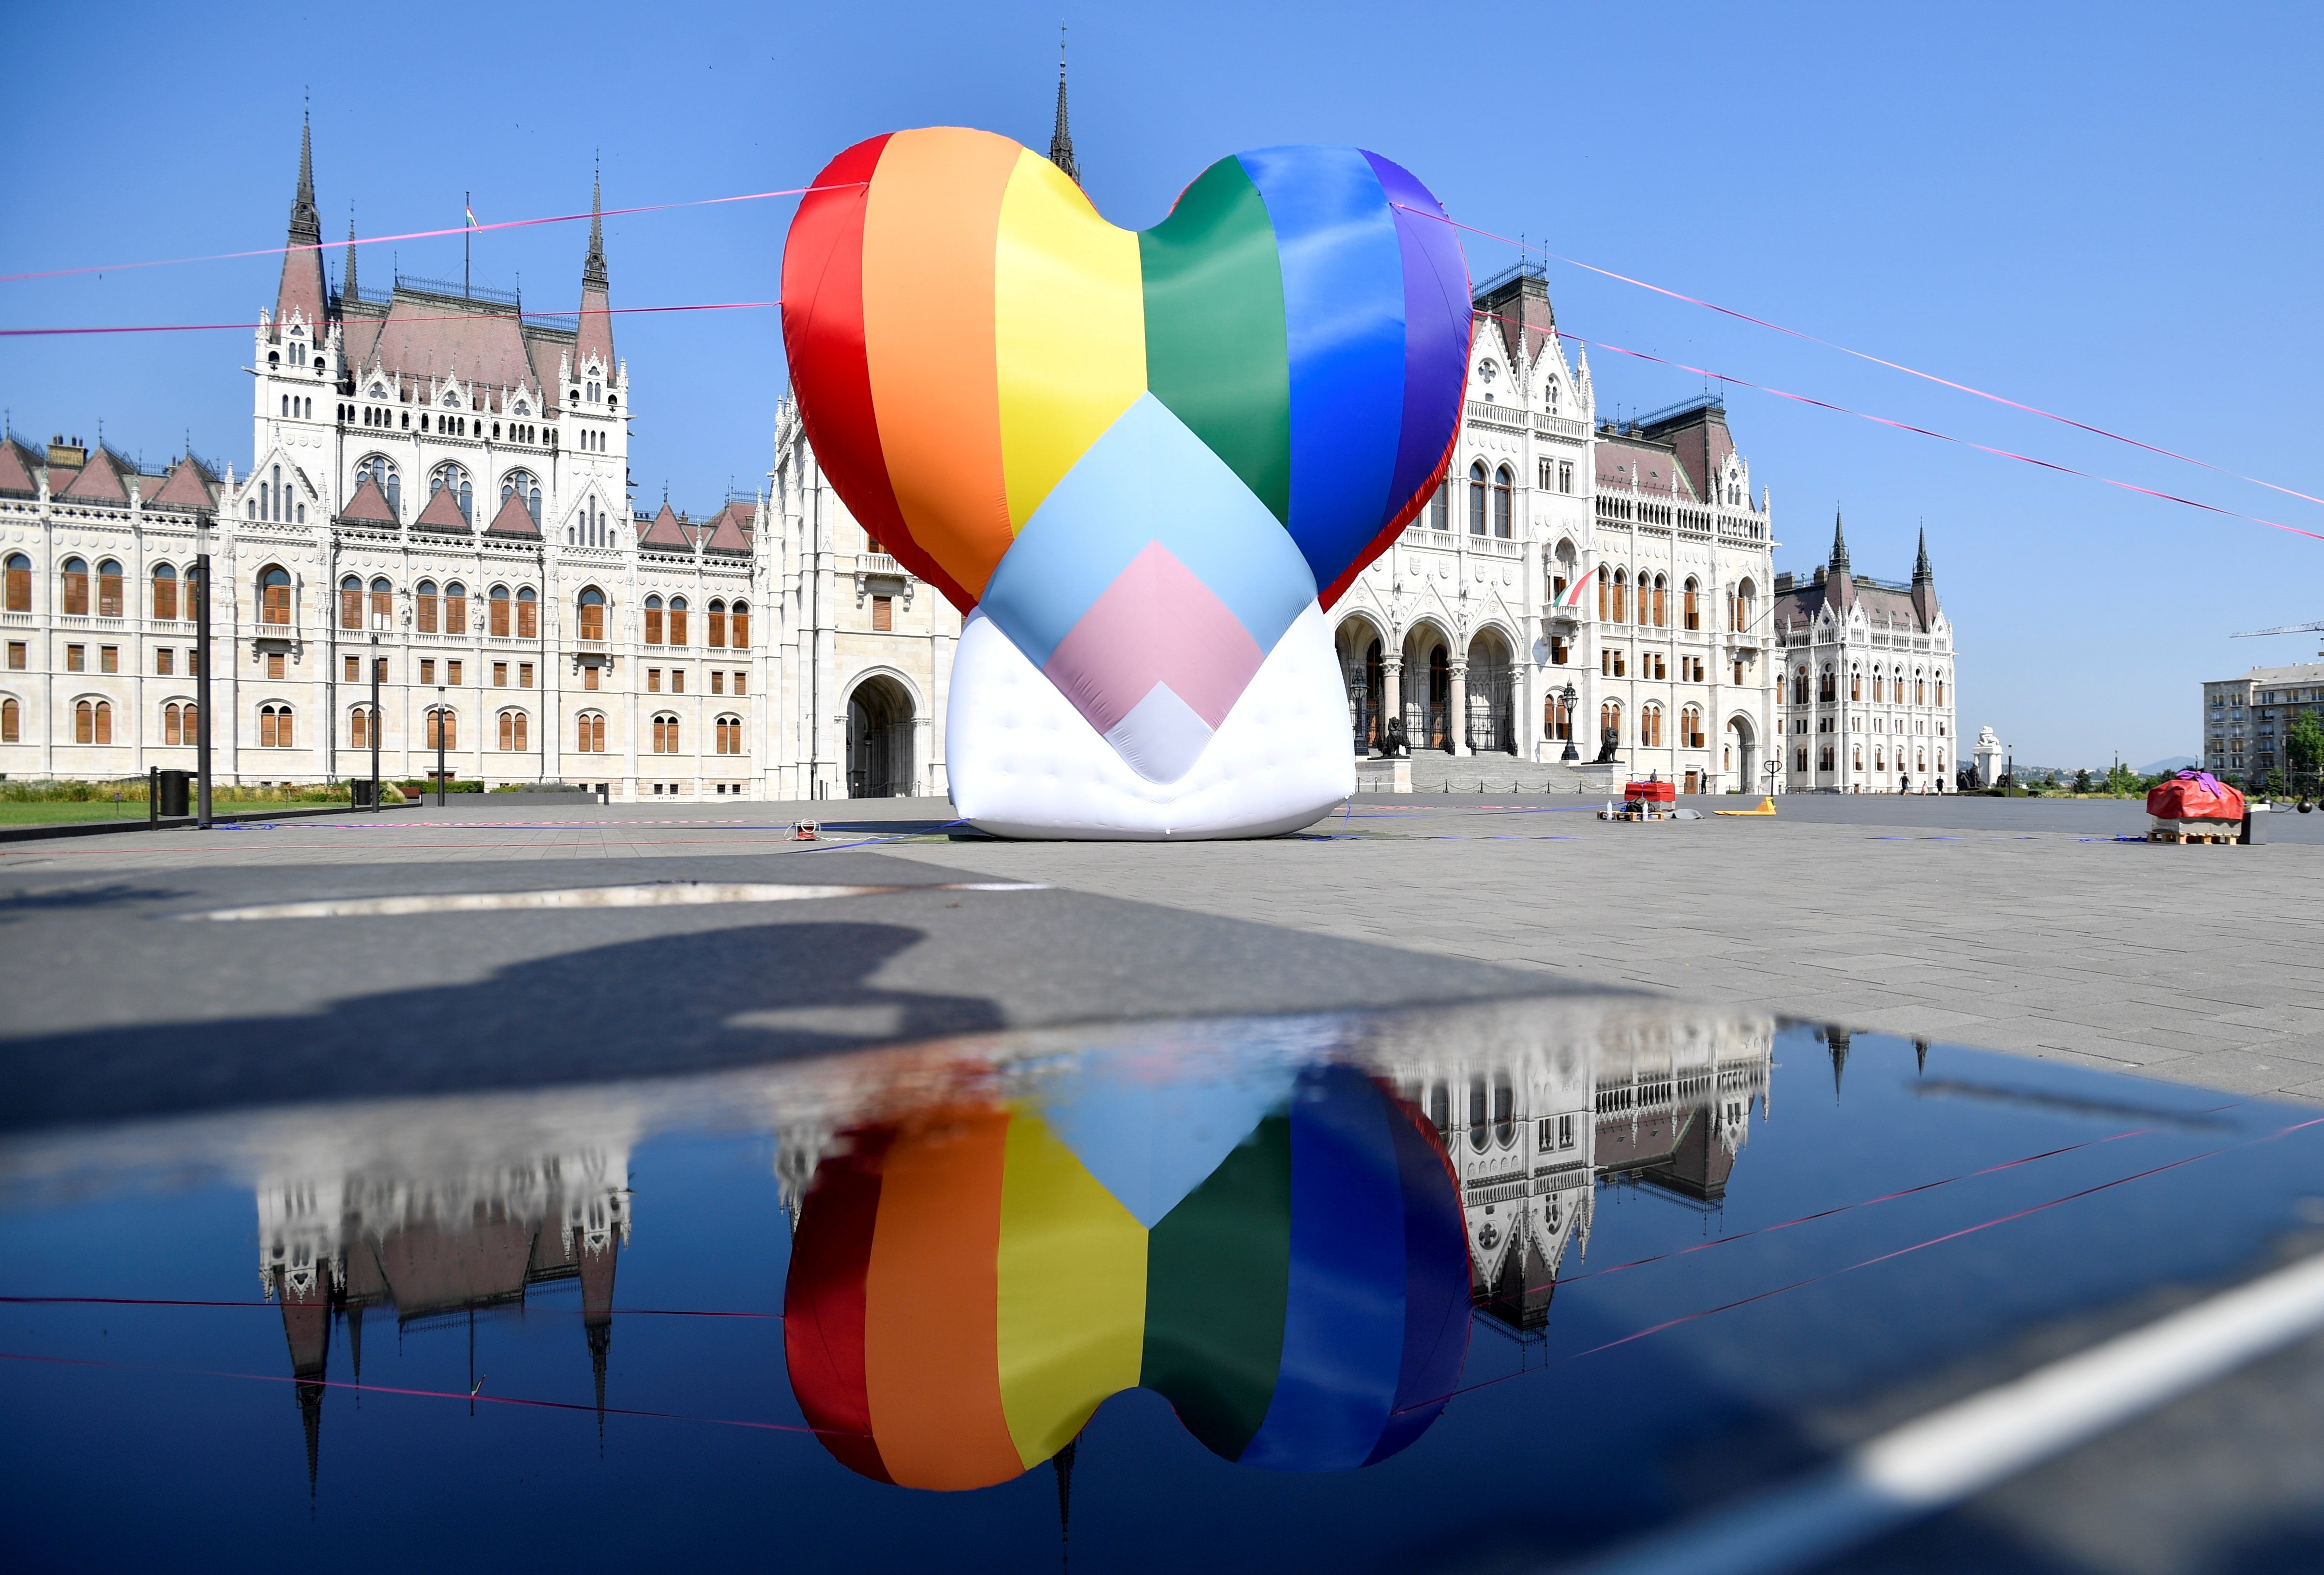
[1335, 616, 1386, 754]
[1403, 624, 1453, 751]
[1726, 714, 1757, 797]
[1464, 629, 1517, 756]
[846, 675, 916, 798]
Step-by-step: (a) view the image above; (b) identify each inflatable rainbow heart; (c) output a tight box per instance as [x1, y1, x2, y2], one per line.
[782, 130, 1470, 837]
[783, 1066, 1470, 1488]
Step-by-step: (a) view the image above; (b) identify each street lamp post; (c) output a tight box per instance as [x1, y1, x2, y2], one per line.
[194, 546, 213, 829]
[368, 633, 381, 813]
[435, 684, 448, 806]
[1559, 683, 1580, 762]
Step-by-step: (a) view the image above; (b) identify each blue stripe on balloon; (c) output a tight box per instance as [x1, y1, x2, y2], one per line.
[1239, 1065, 1407, 1471]
[1363, 1089, 1471, 1464]
[1236, 147, 1409, 591]
[1362, 151, 1471, 533]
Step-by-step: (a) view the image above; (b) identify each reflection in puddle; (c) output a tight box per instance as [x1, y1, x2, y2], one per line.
[7, 1000, 2303, 1572]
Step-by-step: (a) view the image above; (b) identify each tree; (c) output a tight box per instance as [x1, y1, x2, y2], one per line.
[2287, 711, 2324, 776]
[2073, 768, 2094, 793]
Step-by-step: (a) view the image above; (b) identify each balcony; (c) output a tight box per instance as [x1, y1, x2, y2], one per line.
[860, 552, 903, 576]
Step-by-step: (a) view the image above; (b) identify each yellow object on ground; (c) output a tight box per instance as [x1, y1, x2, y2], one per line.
[1714, 797, 1778, 817]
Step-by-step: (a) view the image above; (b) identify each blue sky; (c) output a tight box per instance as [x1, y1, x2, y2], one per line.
[2, 0, 2317, 765]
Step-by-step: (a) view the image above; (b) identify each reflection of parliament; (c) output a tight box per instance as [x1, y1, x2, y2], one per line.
[0, 78, 1952, 797]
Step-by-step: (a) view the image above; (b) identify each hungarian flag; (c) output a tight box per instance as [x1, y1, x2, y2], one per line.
[464, 201, 477, 228]
[1561, 565, 1596, 608]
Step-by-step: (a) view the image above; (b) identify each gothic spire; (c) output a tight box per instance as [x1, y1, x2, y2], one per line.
[1913, 524, 1934, 585]
[343, 208, 358, 304]
[1829, 508, 1851, 573]
[274, 111, 330, 330]
[583, 159, 608, 291]
[1048, 30, 1080, 188]
[291, 110, 319, 244]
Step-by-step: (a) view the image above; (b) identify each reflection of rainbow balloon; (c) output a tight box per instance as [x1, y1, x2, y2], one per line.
[782, 130, 1469, 819]
[783, 1066, 1469, 1489]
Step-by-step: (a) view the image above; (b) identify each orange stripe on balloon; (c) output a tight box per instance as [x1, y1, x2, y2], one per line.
[861, 128, 1020, 599]
[862, 1106, 1023, 1489]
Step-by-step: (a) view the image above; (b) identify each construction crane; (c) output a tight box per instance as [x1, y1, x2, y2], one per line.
[2233, 622, 2324, 638]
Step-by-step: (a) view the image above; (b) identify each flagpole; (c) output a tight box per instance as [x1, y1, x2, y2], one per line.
[464, 190, 470, 298]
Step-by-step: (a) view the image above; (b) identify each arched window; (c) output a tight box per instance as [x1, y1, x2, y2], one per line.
[60, 557, 89, 616]
[428, 461, 473, 522]
[1682, 577, 1700, 630]
[576, 711, 606, 753]
[348, 705, 371, 750]
[1651, 574, 1667, 627]
[425, 707, 455, 750]
[338, 575, 362, 630]
[1431, 481, 1449, 531]
[1641, 703, 1664, 747]
[1820, 666, 1837, 703]
[93, 700, 115, 743]
[368, 576, 392, 631]
[258, 703, 291, 748]
[261, 566, 293, 626]
[355, 454, 401, 516]
[1492, 465, 1513, 538]
[643, 594, 663, 646]
[1681, 705, 1705, 749]
[1873, 671, 1885, 703]
[652, 712, 680, 754]
[150, 563, 178, 622]
[716, 714, 744, 754]
[577, 588, 606, 641]
[95, 560, 123, 617]
[1544, 377, 1560, 412]
[1468, 461, 1488, 535]
[1733, 577, 1757, 633]
[164, 702, 185, 746]
[731, 600, 750, 650]
[489, 585, 511, 638]
[1493, 1072, 1515, 1149]
[4, 553, 29, 613]
[1597, 565, 1611, 621]
[498, 710, 529, 751]
[517, 586, 538, 639]
[1851, 669, 1863, 702]
[1793, 665, 1809, 705]
[1935, 675, 1946, 706]
[708, 599, 728, 649]
[1611, 569, 1629, 624]
[444, 581, 467, 633]
[416, 579, 439, 634]
[1544, 690, 1572, 741]
[668, 595, 689, 646]
[1916, 674, 1927, 705]
[500, 469, 542, 524]
[1601, 699, 1621, 742]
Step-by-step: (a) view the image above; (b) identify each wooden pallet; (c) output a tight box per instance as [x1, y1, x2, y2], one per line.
[2147, 828, 2237, 845]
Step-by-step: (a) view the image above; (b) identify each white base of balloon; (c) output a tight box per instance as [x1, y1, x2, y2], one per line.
[947, 600, 1355, 840]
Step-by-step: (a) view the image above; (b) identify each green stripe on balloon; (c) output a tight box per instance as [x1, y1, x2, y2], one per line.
[1138, 158, 1292, 529]
[1140, 1111, 1294, 1461]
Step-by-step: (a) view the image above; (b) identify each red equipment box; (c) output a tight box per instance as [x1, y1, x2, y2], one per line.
[2145, 770, 2245, 823]
[1624, 780, 1677, 804]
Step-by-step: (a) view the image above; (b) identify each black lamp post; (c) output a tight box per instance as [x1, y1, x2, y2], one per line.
[1558, 682, 1580, 762]
[194, 546, 213, 829]
[435, 684, 448, 806]
[368, 632, 381, 813]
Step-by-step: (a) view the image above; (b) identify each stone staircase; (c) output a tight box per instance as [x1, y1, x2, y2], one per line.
[1356, 753, 1622, 796]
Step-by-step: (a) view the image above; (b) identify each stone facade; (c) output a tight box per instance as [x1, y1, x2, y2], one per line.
[2202, 662, 2324, 780]
[1771, 516, 1958, 793]
[1329, 264, 1782, 793]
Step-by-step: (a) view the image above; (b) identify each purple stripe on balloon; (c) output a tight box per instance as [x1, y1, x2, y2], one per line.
[1362, 151, 1471, 531]
[1042, 541, 1267, 735]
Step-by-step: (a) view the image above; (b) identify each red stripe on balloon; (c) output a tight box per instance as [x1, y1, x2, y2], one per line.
[781, 136, 974, 612]
[782, 1126, 896, 1482]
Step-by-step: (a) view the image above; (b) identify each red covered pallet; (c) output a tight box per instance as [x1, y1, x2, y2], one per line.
[2145, 770, 2245, 823]
[1624, 780, 1677, 804]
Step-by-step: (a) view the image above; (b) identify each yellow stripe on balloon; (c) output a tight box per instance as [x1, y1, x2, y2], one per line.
[992, 149, 1147, 534]
[995, 1107, 1149, 1469]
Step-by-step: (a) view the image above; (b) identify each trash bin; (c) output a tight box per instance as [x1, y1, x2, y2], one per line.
[349, 780, 376, 808]
[2241, 804, 2269, 846]
[156, 769, 192, 818]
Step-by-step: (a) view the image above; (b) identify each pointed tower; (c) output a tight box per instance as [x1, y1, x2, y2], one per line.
[1048, 32, 1081, 187]
[1826, 1027, 1852, 1102]
[275, 115, 328, 334]
[577, 166, 615, 374]
[342, 209, 359, 306]
[1910, 525, 1939, 630]
[1823, 509, 1855, 616]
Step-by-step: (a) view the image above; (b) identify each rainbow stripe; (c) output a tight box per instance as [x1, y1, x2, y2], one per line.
[782, 129, 1470, 779]
[783, 1066, 1469, 1489]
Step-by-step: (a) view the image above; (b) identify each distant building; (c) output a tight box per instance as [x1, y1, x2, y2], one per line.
[2202, 662, 2324, 779]
[1771, 516, 1958, 792]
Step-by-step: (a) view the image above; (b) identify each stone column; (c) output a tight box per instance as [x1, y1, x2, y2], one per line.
[1380, 655, 1403, 746]
[1449, 658, 1469, 756]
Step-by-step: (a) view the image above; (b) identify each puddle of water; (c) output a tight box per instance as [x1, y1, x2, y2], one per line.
[0, 1003, 2310, 1572]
